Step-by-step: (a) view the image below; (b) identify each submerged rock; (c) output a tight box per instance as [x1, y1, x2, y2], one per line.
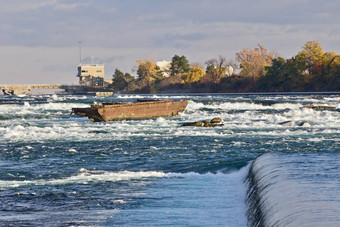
[210, 117, 222, 123]
[302, 105, 336, 110]
[182, 118, 224, 127]
[279, 121, 294, 126]
[278, 120, 311, 127]
[88, 130, 109, 134]
[182, 121, 204, 127]
[296, 121, 311, 127]
[253, 101, 276, 106]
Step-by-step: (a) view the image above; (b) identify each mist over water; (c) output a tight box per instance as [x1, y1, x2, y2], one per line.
[0, 93, 339, 226]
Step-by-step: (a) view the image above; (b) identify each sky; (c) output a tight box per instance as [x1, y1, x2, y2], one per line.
[0, 0, 340, 84]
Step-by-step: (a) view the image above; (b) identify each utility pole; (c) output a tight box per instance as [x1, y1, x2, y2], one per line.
[79, 41, 82, 65]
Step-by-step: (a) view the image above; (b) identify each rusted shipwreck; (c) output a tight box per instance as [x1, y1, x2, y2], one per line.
[71, 99, 188, 122]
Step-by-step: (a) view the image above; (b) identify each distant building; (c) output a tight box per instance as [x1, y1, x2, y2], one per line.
[156, 60, 171, 77]
[225, 66, 234, 76]
[77, 64, 105, 86]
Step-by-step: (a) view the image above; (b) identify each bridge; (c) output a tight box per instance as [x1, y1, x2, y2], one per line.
[0, 84, 78, 95]
[0, 84, 113, 96]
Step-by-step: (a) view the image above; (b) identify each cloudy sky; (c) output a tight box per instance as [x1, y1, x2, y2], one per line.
[1, 0, 339, 84]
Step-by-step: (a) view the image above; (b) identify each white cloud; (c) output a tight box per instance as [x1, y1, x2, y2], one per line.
[0, 0, 58, 13]
[136, 11, 174, 22]
[0, 0, 340, 84]
[53, 3, 80, 11]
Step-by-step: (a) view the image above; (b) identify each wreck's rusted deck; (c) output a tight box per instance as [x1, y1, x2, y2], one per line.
[72, 100, 188, 122]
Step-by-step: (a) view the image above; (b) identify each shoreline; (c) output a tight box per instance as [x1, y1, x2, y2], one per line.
[1, 91, 340, 96]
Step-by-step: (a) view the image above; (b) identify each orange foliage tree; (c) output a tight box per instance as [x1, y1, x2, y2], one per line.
[236, 44, 273, 79]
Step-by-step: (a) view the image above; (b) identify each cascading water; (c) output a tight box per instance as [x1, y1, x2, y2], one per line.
[0, 93, 339, 226]
[246, 153, 340, 227]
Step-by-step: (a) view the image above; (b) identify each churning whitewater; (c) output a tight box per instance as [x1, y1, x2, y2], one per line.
[0, 93, 339, 226]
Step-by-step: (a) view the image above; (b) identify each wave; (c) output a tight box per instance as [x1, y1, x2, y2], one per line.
[0, 101, 89, 121]
[183, 100, 340, 128]
[1, 118, 339, 143]
[1, 94, 339, 143]
[0, 169, 167, 189]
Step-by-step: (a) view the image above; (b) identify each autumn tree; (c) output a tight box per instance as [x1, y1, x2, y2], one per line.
[205, 56, 230, 83]
[324, 55, 340, 90]
[321, 52, 340, 78]
[295, 41, 340, 90]
[296, 40, 324, 73]
[170, 55, 191, 76]
[182, 67, 205, 83]
[236, 44, 273, 79]
[136, 59, 159, 80]
[258, 40, 340, 91]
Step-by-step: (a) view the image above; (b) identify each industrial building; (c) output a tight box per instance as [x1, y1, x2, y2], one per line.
[77, 64, 105, 86]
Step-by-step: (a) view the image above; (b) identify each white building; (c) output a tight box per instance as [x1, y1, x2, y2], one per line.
[156, 60, 171, 77]
[77, 64, 105, 86]
[225, 66, 234, 76]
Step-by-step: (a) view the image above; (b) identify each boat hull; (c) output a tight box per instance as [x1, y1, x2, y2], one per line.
[72, 100, 188, 122]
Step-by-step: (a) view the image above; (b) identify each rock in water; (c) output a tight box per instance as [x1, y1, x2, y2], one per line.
[279, 120, 310, 127]
[279, 121, 295, 126]
[210, 117, 222, 123]
[182, 121, 204, 127]
[181, 118, 224, 127]
[302, 105, 336, 110]
[296, 121, 310, 127]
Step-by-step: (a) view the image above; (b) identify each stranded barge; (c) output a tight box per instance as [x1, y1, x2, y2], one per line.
[71, 99, 188, 122]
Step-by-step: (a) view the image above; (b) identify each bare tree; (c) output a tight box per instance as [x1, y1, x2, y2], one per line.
[205, 55, 228, 83]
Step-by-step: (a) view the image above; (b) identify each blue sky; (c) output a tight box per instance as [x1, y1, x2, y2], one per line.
[1, 0, 339, 84]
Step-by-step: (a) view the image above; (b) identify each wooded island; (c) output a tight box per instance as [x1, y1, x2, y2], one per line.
[109, 41, 340, 93]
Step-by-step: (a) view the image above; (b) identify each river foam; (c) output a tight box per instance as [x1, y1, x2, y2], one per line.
[0, 169, 167, 189]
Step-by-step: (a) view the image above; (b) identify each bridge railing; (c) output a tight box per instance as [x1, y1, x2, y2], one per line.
[0, 84, 62, 88]
[0, 84, 82, 95]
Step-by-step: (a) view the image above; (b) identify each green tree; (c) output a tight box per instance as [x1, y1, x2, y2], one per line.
[113, 68, 124, 79]
[170, 55, 190, 76]
[111, 68, 135, 92]
[205, 65, 215, 74]
[258, 57, 286, 91]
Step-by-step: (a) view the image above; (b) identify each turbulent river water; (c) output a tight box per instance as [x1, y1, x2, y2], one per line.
[0, 93, 339, 226]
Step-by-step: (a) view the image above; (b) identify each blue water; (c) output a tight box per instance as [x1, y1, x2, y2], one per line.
[0, 93, 339, 226]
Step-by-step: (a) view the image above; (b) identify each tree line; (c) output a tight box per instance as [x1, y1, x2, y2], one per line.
[108, 41, 340, 93]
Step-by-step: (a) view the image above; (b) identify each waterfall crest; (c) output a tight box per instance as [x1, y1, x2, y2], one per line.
[246, 153, 340, 227]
